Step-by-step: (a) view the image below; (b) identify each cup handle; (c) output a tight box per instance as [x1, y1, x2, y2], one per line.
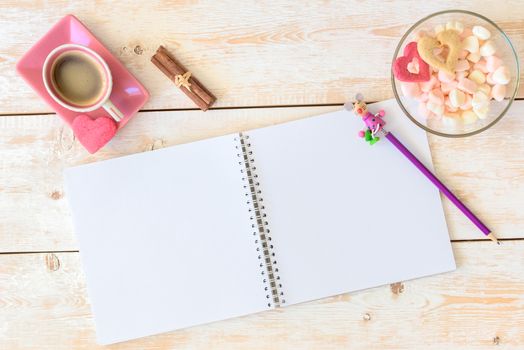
[102, 100, 124, 122]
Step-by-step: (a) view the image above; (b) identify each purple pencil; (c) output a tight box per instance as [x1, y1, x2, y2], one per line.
[350, 97, 498, 244]
[385, 131, 498, 243]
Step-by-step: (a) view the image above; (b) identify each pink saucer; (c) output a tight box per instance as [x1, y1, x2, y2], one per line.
[16, 14, 149, 132]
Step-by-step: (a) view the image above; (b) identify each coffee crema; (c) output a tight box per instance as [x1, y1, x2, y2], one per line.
[51, 51, 106, 107]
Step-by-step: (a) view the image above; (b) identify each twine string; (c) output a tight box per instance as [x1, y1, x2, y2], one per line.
[175, 71, 192, 91]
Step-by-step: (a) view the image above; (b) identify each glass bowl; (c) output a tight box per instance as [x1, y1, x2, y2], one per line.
[391, 10, 520, 137]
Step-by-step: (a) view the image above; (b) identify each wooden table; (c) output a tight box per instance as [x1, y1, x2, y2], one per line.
[1, 1, 523, 349]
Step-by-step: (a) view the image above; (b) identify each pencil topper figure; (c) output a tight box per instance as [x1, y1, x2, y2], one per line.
[352, 93, 386, 145]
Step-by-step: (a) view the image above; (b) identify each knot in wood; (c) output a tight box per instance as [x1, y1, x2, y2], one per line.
[45, 253, 60, 271]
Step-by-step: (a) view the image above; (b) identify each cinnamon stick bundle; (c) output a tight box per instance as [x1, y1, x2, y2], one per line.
[151, 46, 216, 111]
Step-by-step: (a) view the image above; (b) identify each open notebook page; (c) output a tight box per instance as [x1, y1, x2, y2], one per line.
[65, 134, 268, 344]
[246, 99, 455, 306]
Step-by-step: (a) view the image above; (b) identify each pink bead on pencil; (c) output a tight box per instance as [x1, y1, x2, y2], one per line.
[347, 94, 498, 244]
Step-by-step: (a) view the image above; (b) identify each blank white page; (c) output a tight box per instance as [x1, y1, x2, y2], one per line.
[65, 134, 268, 344]
[246, 99, 455, 306]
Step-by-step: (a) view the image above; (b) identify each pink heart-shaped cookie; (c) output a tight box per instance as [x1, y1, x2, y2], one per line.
[72, 115, 117, 154]
[393, 41, 430, 82]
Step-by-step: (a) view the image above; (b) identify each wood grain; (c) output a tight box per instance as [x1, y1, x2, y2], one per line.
[1, 102, 523, 252]
[2, 0, 524, 114]
[1, 3, 523, 348]
[1, 241, 523, 349]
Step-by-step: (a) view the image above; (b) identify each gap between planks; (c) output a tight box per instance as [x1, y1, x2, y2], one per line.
[0, 103, 344, 117]
[1, 238, 524, 256]
[1, 97, 523, 117]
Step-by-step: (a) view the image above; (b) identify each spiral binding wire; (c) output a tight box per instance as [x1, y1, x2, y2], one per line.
[235, 132, 285, 308]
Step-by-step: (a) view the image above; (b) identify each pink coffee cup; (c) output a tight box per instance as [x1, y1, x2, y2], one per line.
[42, 44, 124, 122]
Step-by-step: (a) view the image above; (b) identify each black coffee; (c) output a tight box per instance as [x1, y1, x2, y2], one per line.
[52, 51, 105, 106]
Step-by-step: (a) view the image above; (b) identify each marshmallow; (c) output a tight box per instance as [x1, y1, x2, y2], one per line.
[466, 52, 481, 63]
[434, 24, 445, 35]
[491, 84, 506, 102]
[479, 40, 496, 56]
[444, 111, 460, 118]
[468, 70, 486, 85]
[428, 89, 445, 105]
[462, 110, 478, 125]
[446, 21, 464, 34]
[445, 98, 459, 112]
[462, 35, 479, 53]
[427, 101, 444, 116]
[455, 70, 467, 81]
[472, 91, 490, 110]
[427, 111, 439, 119]
[472, 25, 491, 40]
[459, 94, 473, 110]
[441, 80, 458, 94]
[442, 113, 460, 127]
[457, 77, 478, 94]
[485, 56, 502, 72]
[400, 82, 422, 98]
[473, 104, 490, 119]
[477, 83, 492, 97]
[486, 72, 495, 85]
[438, 70, 455, 83]
[474, 59, 489, 73]
[417, 102, 431, 118]
[449, 89, 466, 107]
[407, 59, 420, 74]
[492, 66, 511, 85]
[462, 27, 473, 36]
[420, 75, 438, 92]
[414, 91, 426, 102]
[455, 59, 470, 71]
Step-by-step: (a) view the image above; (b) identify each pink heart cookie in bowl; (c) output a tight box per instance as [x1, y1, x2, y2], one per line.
[393, 41, 430, 82]
[72, 115, 117, 154]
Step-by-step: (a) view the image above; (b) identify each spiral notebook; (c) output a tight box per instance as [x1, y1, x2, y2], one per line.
[65, 99, 455, 344]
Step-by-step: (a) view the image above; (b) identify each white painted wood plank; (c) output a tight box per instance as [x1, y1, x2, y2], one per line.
[2, 0, 524, 113]
[0, 241, 522, 349]
[0, 103, 523, 252]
